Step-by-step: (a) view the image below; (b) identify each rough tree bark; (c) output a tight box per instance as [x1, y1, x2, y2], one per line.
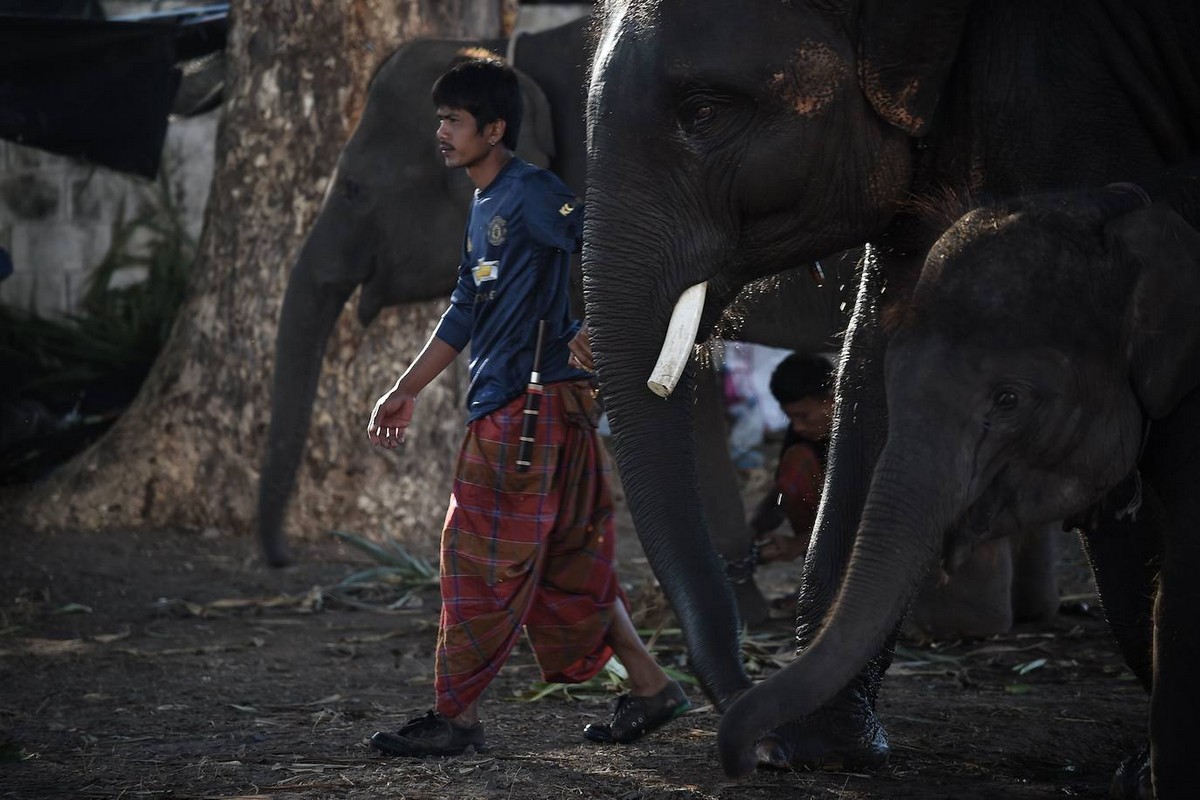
[11, 0, 503, 551]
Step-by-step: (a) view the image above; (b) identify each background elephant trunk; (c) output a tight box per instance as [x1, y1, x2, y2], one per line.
[717, 441, 953, 776]
[257, 239, 358, 566]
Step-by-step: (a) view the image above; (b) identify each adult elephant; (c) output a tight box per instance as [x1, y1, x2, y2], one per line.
[717, 176, 1200, 793]
[582, 0, 1200, 777]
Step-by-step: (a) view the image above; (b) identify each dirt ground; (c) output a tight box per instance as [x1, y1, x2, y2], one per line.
[0, 459, 1147, 800]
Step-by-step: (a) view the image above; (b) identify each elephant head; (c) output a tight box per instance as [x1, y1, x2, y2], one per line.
[716, 177, 1200, 775]
[257, 21, 585, 566]
[582, 0, 972, 703]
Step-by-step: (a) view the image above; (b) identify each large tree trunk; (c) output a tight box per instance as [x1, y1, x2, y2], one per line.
[10, 1, 502, 551]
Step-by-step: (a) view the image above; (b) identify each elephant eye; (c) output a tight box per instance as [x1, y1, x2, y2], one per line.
[992, 389, 1019, 412]
[339, 177, 362, 202]
[677, 92, 725, 136]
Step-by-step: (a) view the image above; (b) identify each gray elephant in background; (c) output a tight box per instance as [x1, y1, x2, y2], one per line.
[721, 172, 1200, 795]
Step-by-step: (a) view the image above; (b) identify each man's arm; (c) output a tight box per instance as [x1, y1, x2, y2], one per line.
[367, 334, 460, 449]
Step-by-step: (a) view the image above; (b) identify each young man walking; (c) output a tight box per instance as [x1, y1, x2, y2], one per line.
[366, 56, 689, 757]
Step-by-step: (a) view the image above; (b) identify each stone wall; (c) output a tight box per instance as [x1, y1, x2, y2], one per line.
[0, 113, 218, 316]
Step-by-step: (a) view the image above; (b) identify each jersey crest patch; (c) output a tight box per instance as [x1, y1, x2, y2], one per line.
[472, 259, 499, 286]
[487, 215, 507, 246]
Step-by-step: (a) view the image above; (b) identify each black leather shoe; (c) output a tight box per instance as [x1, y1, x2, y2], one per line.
[370, 710, 486, 757]
[583, 680, 691, 744]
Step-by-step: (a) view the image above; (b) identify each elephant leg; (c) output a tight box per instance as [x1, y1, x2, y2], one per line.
[903, 524, 1059, 641]
[1077, 477, 1161, 800]
[693, 360, 770, 628]
[757, 252, 893, 771]
[1078, 486, 1159, 693]
[904, 540, 1014, 641]
[1141, 405, 1200, 797]
[1009, 524, 1060, 624]
[1150, 505, 1200, 797]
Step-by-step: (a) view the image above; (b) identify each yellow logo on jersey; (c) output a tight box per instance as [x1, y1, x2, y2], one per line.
[559, 203, 575, 216]
[472, 259, 499, 286]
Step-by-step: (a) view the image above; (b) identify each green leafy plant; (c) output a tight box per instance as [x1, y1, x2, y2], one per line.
[520, 658, 627, 702]
[2, 170, 195, 396]
[0, 168, 196, 484]
[330, 529, 439, 583]
[327, 530, 439, 610]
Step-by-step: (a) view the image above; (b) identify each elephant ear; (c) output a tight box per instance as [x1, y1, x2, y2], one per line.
[513, 68, 555, 169]
[857, 0, 972, 136]
[1111, 206, 1200, 419]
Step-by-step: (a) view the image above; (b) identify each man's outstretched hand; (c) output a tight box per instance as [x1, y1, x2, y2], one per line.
[368, 390, 416, 449]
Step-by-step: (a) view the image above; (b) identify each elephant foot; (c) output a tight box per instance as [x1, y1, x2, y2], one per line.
[753, 687, 890, 772]
[1109, 745, 1151, 800]
[261, 544, 293, 568]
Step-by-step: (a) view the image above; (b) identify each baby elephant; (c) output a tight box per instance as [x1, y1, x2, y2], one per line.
[885, 180, 1200, 798]
[717, 173, 1200, 797]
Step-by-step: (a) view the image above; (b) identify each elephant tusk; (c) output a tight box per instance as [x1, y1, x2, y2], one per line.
[647, 281, 707, 397]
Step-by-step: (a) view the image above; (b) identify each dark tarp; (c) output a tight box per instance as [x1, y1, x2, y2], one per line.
[0, 0, 104, 18]
[0, 16, 181, 179]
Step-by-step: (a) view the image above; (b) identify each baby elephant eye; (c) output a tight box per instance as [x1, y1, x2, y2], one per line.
[992, 389, 1020, 411]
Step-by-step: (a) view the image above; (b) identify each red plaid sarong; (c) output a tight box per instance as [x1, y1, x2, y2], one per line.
[434, 381, 621, 717]
[777, 441, 823, 536]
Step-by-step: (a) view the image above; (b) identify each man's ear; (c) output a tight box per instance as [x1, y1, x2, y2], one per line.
[486, 118, 507, 145]
[1110, 206, 1200, 418]
[857, 0, 971, 136]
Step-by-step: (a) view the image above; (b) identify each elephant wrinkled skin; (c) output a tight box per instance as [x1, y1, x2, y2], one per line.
[582, 0, 1200, 780]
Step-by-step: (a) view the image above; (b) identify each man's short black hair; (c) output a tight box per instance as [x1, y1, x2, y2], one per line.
[770, 353, 833, 406]
[432, 56, 522, 150]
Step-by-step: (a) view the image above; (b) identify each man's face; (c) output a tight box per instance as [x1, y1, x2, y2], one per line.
[782, 395, 832, 441]
[436, 106, 492, 170]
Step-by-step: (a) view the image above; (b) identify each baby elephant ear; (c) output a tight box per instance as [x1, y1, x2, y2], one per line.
[1112, 206, 1200, 419]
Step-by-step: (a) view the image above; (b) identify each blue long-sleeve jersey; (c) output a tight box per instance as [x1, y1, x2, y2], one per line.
[433, 158, 590, 422]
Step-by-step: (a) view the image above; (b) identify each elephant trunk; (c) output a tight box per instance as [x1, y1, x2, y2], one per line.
[717, 440, 954, 776]
[257, 244, 356, 566]
[585, 225, 750, 706]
